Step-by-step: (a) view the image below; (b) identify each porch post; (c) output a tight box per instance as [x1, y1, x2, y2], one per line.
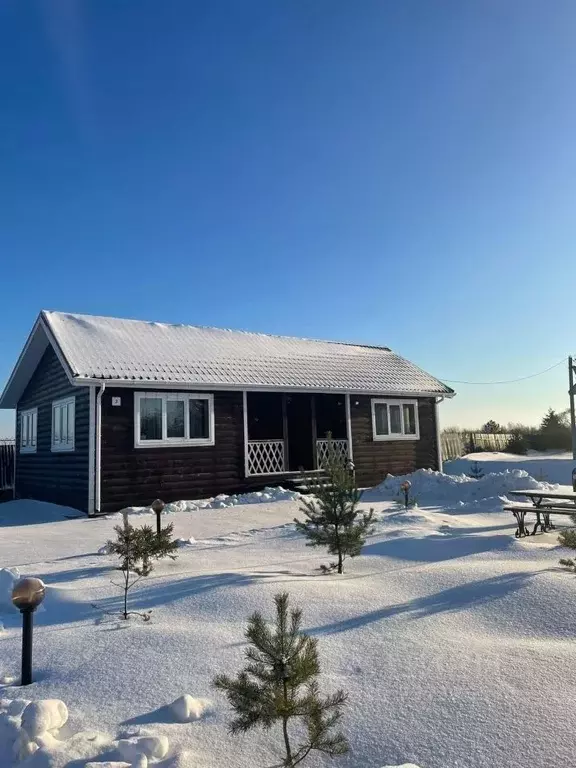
[282, 394, 289, 472]
[311, 395, 318, 469]
[345, 394, 354, 462]
[242, 391, 249, 477]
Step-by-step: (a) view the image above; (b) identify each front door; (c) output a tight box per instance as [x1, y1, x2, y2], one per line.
[286, 394, 314, 471]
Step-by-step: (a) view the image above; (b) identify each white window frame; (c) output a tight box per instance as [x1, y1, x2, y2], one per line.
[51, 396, 76, 452]
[20, 408, 38, 454]
[371, 398, 420, 441]
[134, 392, 215, 448]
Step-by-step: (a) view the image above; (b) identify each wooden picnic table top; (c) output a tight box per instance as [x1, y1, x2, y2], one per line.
[508, 488, 576, 501]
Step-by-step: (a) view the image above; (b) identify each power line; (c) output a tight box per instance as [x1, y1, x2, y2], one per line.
[441, 357, 567, 385]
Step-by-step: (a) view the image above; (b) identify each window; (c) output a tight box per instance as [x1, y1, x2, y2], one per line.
[20, 408, 37, 453]
[134, 392, 214, 447]
[52, 397, 75, 452]
[371, 399, 419, 441]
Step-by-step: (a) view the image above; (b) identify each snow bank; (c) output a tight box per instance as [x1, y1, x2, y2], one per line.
[445, 451, 573, 485]
[109, 486, 301, 519]
[365, 467, 556, 506]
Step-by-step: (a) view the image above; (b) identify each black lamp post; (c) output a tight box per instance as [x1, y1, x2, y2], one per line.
[11, 577, 46, 686]
[151, 498, 165, 537]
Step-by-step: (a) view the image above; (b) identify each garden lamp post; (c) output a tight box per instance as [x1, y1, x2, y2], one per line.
[400, 480, 412, 511]
[11, 577, 46, 686]
[151, 498, 165, 537]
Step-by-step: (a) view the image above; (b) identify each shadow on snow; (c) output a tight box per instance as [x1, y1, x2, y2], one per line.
[308, 571, 539, 635]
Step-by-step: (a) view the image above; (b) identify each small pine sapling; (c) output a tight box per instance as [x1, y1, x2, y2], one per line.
[468, 461, 484, 480]
[106, 512, 179, 620]
[214, 592, 348, 768]
[558, 519, 576, 572]
[295, 445, 374, 574]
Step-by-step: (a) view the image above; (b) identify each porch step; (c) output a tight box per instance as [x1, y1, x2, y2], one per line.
[290, 471, 333, 494]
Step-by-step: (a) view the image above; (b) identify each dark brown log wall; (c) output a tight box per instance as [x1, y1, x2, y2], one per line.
[350, 396, 438, 488]
[100, 389, 245, 513]
[15, 346, 90, 511]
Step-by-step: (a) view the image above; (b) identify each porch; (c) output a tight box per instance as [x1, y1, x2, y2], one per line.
[243, 392, 351, 476]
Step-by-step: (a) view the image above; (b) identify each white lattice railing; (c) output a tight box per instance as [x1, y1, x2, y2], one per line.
[316, 439, 349, 468]
[247, 440, 286, 475]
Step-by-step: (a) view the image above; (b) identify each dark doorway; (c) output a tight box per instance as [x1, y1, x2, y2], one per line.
[314, 394, 347, 440]
[286, 394, 314, 471]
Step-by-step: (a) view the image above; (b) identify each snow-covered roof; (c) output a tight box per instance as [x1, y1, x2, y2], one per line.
[0, 311, 454, 407]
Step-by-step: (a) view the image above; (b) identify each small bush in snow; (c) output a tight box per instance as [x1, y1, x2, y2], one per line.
[504, 433, 529, 455]
[559, 526, 576, 572]
[468, 461, 484, 480]
[295, 448, 374, 574]
[106, 513, 178, 620]
[214, 592, 348, 768]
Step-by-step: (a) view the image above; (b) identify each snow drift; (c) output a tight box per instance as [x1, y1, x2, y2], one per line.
[364, 467, 557, 506]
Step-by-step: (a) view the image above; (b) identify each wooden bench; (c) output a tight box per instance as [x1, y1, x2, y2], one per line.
[503, 502, 575, 538]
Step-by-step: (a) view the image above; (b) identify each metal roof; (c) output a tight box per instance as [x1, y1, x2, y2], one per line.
[0, 311, 454, 408]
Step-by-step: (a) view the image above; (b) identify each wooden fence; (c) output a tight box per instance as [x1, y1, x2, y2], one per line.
[0, 440, 15, 491]
[441, 432, 513, 461]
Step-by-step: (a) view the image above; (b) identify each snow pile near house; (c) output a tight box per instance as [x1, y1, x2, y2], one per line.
[365, 467, 556, 506]
[112, 486, 301, 518]
[445, 451, 573, 485]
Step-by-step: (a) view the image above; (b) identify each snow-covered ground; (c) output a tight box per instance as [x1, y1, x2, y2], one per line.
[445, 450, 574, 485]
[1, 456, 576, 767]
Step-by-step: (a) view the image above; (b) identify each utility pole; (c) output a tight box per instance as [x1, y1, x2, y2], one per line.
[569, 356, 576, 462]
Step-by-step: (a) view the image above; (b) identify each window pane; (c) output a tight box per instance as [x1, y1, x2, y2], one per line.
[66, 403, 74, 442]
[167, 399, 185, 438]
[22, 415, 27, 447]
[403, 404, 417, 435]
[54, 407, 61, 443]
[189, 399, 209, 439]
[32, 413, 37, 446]
[61, 406, 68, 445]
[389, 404, 402, 434]
[374, 403, 388, 435]
[140, 398, 163, 440]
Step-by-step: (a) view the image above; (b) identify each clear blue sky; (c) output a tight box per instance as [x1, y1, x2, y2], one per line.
[1, 0, 576, 437]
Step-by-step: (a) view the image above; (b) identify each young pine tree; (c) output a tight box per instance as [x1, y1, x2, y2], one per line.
[106, 513, 179, 619]
[558, 518, 576, 572]
[295, 449, 374, 574]
[214, 592, 348, 768]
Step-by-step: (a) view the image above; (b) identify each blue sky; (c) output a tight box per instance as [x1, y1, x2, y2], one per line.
[1, 0, 576, 436]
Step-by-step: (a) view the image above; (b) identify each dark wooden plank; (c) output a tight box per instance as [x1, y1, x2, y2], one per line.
[15, 346, 90, 511]
[350, 396, 438, 488]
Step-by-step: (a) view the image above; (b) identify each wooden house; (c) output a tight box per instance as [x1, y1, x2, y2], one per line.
[0, 311, 454, 514]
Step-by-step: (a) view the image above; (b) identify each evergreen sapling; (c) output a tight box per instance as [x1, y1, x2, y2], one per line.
[214, 592, 348, 768]
[106, 511, 179, 620]
[559, 514, 576, 572]
[295, 448, 374, 574]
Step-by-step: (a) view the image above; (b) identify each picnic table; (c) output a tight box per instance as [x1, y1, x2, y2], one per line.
[504, 489, 576, 538]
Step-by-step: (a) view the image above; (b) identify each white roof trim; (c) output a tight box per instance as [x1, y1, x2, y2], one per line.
[0, 314, 76, 409]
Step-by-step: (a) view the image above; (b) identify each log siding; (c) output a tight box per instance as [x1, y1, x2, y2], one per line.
[15, 346, 90, 511]
[350, 396, 438, 488]
[100, 389, 245, 513]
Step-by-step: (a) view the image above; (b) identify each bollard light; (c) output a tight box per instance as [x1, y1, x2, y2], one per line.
[151, 498, 165, 537]
[400, 480, 412, 511]
[12, 577, 45, 686]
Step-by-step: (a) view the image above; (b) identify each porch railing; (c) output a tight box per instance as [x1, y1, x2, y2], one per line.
[316, 439, 349, 468]
[247, 440, 286, 476]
